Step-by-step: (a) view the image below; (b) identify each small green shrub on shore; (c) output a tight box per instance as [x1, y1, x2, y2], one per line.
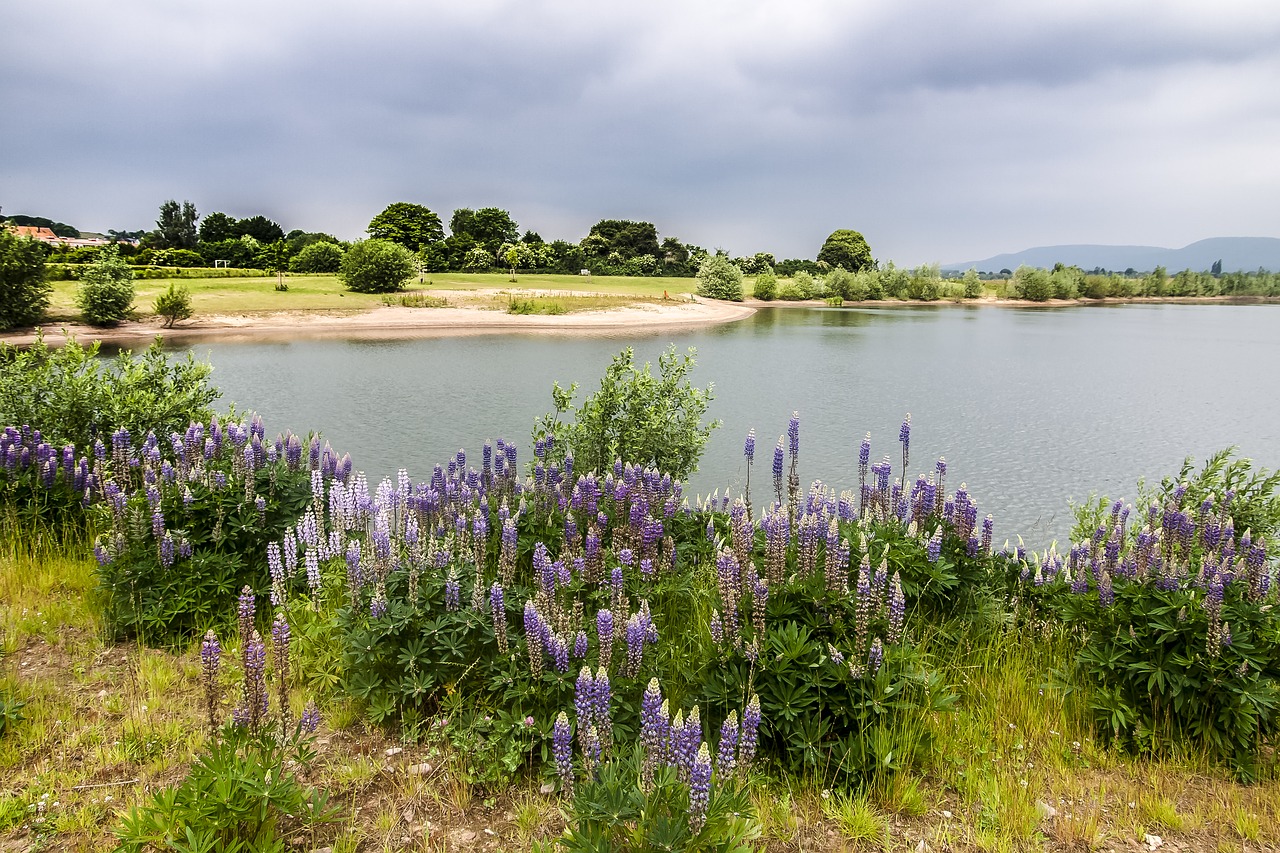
[696, 255, 743, 302]
[76, 245, 135, 326]
[0, 231, 51, 330]
[153, 282, 193, 328]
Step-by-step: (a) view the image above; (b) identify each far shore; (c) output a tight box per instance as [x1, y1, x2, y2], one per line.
[1, 292, 756, 347]
[6, 289, 1277, 348]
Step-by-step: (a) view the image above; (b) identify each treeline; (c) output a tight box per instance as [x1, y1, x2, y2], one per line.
[1003, 263, 1280, 301]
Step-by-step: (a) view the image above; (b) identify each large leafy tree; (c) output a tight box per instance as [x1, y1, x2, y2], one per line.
[198, 212, 238, 243]
[817, 229, 873, 272]
[0, 230, 51, 330]
[450, 207, 518, 258]
[340, 239, 415, 293]
[156, 200, 199, 249]
[235, 215, 285, 244]
[585, 219, 662, 260]
[368, 202, 445, 253]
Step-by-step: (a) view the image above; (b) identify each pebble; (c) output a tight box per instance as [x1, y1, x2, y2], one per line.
[407, 762, 433, 775]
[1144, 834, 1163, 850]
[385, 746, 403, 757]
[1036, 801, 1058, 820]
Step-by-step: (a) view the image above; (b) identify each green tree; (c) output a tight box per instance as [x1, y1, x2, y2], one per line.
[463, 246, 494, 271]
[198, 212, 237, 243]
[76, 245, 135, 326]
[1012, 265, 1051, 301]
[234, 215, 285, 244]
[450, 207, 518, 257]
[961, 268, 983, 299]
[586, 220, 662, 260]
[290, 241, 344, 273]
[153, 283, 193, 328]
[752, 267, 778, 301]
[156, 200, 199, 249]
[534, 345, 719, 479]
[0, 230, 51, 330]
[817, 229, 873, 273]
[695, 255, 744, 301]
[368, 202, 445, 252]
[340, 239, 416, 293]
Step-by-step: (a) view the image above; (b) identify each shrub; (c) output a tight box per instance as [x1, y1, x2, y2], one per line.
[0, 230, 51, 330]
[340, 239, 415, 293]
[1012, 266, 1052, 301]
[153, 282, 193, 328]
[777, 270, 815, 301]
[0, 334, 219, 452]
[289, 240, 344, 273]
[93, 417, 338, 645]
[961, 269, 983, 299]
[695, 255, 743, 302]
[76, 244, 135, 325]
[1017, 452, 1280, 778]
[535, 345, 719, 480]
[751, 268, 777, 301]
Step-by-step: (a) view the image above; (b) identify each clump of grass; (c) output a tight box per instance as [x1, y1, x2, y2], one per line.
[386, 291, 450, 308]
[507, 296, 566, 315]
[822, 790, 888, 847]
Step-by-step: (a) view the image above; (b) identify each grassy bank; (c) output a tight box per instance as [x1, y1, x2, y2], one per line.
[41, 273, 700, 323]
[2, 532, 1276, 851]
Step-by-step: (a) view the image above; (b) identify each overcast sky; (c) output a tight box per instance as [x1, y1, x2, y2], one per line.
[3, 1, 1278, 265]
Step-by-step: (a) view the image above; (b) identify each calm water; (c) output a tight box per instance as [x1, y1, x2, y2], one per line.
[170, 304, 1280, 549]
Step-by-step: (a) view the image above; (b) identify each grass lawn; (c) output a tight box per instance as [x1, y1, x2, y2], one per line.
[44, 272, 701, 322]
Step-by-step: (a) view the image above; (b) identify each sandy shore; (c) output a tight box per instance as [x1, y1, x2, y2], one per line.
[2, 294, 756, 346]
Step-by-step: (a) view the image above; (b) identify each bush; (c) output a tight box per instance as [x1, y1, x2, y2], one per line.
[340, 239, 415, 293]
[76, 244, 135, 325]
[0, 334, 219, 451]
[695, 255, 743, 302]
[1017, 451, 1280, 777]
[777, 270, 816, 301]
[153, 282, 193, 328]
[751, 268, 777, 301]
[1012, 266, 1052, 301]
[535, 345, 719, 480]
[961, 269, 983, 299]
[289, 241, 344, 273]
[0, 230, 51, 330]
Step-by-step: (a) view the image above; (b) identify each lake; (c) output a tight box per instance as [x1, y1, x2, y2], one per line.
[170, 303, 1280, 549]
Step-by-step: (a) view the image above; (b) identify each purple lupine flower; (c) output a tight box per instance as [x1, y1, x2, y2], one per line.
[300, 702, 321, 735]
[237, 586, 256, 641]
[738, 694, 761, 771]
[573, 630, 589, 659]
[553, 712, 574, 798]
[787, 412, 800, 459]
[639, 678, 666, 786]
[709, 610, 724, 645]
[868, 637, 884, 674]
[716, 710, 739, 777]
[575, 666, 595, 753]
[674, 706, 701, 780]
[491, 583, 509, 653]
[898, 413, 911, 473]
[625, 613, 646, 676]
[596, 608, 615, 671]
[444, 569, 460, 610]
[305, 548, 320, 596]
[200, 630, 221, 735]
[744, 429, 756, 463]
[593, 666, 612, 755]
[159, 534, 176, 568]
[887, 572, 905, 643]
[926, 529, 942, 563]
[772, 437, 785, 503]
[237, 629, 269, 731]
[370, 588, 388, 618]
[981, 515, 994, 554]
[688, 742, 712, 834]
[524, 601, 545, 678]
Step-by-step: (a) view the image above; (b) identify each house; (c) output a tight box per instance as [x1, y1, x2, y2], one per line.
[4, 223, 112, 248]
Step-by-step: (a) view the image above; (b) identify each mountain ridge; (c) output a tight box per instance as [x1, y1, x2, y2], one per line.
[942, 237, 1280, 273]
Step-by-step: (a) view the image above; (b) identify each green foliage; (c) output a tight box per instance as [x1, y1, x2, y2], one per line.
[695, 255, 743, 302]
[114, 722, 340, 853]
[198, 212, 238, 244]
[367, 202, 444, 252]
[153, 283, 193, 328]
[554, 750, 761, 853]
[817, 230, 873, 273]
[463, 246, 495, 271]
[234, 216, 285, 245]
[76, 244, 136, 325]
[339, 239, 415, 293]
[1018, 452, 1280, 778]
[536, 345, 719, 479]
[0, 691, 24, 739]
[776, 271, 815, 301]
[961, 269, 983, 299]
[451, 208, 519, 258]
[156, 200, 199, 250]
[1012, 266, 1052, 301]
[0, 230, 51, 330]
[0, 334, 219, 451]
[95, 429, 316, 645]
[751, 269, 777, 301]
[288, 241, 344, 274]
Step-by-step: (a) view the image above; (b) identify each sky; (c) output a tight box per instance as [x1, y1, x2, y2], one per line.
[3, 1, 1279, 266]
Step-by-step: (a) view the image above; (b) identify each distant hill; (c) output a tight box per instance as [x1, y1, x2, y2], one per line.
[943, 237, 1280, 274]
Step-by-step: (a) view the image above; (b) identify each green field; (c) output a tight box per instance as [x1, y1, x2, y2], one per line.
[43, 272, 701, 322]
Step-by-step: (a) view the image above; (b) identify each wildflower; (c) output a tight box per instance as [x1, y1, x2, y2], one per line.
[899, 413, 911, 473]
[299, 702, 321, 735]
[553, 712, 574, 798]
[594, 666, 613, 755]
[689, 742, 712, 833]
[868, 637, 884, 674]
[744, 429, 755, 463]
[271, 612, 291, 727]
[596, 609, 614, 671]
[639, 678, 665, 790]
[887, 572, 905, 643]
[491, 583, 509, 654]
[200, 630, 221, 735]
[716, 711, 739, 778]
[738, 694, 761, 771]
